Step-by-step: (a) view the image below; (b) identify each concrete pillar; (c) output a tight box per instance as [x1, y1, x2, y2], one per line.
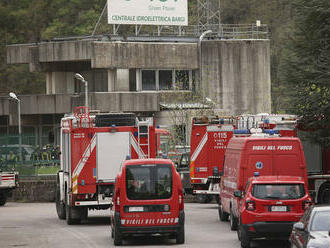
[46, 72, 53, 95]
[116, 69, 130, 91]
[107, 69, 116, 92]
[155, 70, 160, 91]
[136, 69, 142, 91]
[189, 70, 193, 90]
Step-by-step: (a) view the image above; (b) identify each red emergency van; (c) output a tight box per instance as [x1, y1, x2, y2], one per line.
[219, 136, 312, 247]
[110, 158, 185, 246]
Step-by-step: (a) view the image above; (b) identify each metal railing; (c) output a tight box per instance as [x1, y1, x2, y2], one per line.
[52, 24, 269, 42]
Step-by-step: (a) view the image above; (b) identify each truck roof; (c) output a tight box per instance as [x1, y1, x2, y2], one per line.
[228, 136, 301, 150]
[250, 175, 305, 184]
[123, 158, 174, 166]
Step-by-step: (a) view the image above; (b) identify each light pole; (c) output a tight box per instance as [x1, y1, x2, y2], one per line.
[199, 30, 212, 94]
[74, 73, 88, 108]
[9, 92, 22, 162]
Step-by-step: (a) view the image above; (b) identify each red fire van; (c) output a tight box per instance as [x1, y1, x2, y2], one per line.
[219, 136, 312, 247]
[110, 158, 185, 246]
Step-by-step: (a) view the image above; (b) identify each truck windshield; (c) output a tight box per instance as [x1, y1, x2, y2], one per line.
[126, 164, 172, 200]
[252, 184, 305, 200]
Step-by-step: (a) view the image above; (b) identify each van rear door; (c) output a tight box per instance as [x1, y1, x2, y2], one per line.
[121, 164, 178, 227]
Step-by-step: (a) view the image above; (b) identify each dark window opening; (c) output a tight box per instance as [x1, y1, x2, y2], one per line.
[252, 184, 305, 200]
[159, 70, 173, 90]
[142, 70, 156, 90]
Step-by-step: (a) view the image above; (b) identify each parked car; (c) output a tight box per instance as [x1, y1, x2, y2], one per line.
[110, 158, 185, 246]
[290, 205, 330, 248]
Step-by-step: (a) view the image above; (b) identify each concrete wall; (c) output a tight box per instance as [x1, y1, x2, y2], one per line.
[202, 40, 271, 115]
[92, 42, 198, 69]
[10, 176, 56, 202]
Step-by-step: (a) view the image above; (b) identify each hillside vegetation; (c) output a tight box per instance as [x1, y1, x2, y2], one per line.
[0, 0, 328, 145]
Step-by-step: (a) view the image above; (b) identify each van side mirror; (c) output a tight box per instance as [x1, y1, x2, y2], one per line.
[293, 222, 305, 231]
[234, 190, 242, 198]
[309, 191, 316, 199]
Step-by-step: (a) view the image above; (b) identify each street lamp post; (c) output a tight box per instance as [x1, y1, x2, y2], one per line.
[9, 92, 22, 162]
[74, 73, 88, 108]
[199, 30, 212, 94]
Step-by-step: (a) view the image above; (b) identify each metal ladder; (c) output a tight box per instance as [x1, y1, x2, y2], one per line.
[137, 119, 152, 158]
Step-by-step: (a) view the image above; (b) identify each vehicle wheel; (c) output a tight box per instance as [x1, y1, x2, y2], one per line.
[240, 227, 250, 248]
[218, 203, 229, 221]
[230, 209, 238, 231]
[65, 194, 81, 225]
[0, 193, 7, 206]
[214, 195, 220, 204]
[55, 184, 66, 219]
[111, 227, 114, 239]
[81, 207, 88, 220]
[113, 226, 122, 246]
[318, 182, 330, 204]
[176, 225, 185, 244]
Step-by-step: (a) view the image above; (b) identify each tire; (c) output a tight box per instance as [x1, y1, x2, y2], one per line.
[65, 194, 81, 225]
[218, 203, 229, 222]
[55, 183, 66, 219]
[113, 226, 122, 246]
[0, 193, 7, 206]
[317, 182, 330, 204]
[176, 225, 185, 244]
[230, 209, 238, 231]
[240, 227, 250, 248]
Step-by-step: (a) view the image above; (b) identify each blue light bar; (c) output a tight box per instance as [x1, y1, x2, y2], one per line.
[254, 172, 260, 177]
[234, 129, 250, 134]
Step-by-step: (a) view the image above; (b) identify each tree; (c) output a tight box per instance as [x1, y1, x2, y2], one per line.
[281, 0, 330, 147]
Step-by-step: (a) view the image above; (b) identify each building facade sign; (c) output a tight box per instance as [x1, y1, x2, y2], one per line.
[107, 0, 188, 26]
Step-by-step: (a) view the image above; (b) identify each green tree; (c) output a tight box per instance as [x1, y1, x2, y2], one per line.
[281, 0, 330, 147]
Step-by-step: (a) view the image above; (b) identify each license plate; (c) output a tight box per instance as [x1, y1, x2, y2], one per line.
[129, 206, 144, 212]
[271, 206, 287, 212]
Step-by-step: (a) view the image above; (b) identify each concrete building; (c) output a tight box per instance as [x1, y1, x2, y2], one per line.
[3, 32, 271, 147]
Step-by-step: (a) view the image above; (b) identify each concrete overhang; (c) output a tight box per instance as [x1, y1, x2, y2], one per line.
[7, 40, 198, 70]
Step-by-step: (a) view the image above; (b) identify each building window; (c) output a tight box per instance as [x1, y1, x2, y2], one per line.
[142, 70, 156, 90]
[175, 70, 189, 90]
[159, 70, 173, 90]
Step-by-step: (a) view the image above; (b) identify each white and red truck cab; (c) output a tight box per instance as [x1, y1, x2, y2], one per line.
[190, 116, 234, 203]
[219, 136, 312, 248]
[110, 158, 185, 246]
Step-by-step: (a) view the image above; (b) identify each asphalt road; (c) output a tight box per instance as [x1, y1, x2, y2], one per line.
[0, 202, 290, 248]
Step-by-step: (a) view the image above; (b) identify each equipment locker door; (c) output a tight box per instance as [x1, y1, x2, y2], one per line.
[96, 132, 130, 181]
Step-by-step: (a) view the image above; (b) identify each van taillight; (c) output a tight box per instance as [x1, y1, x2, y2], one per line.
[302, 200, 312, 210]
[246, 200, 256, 211]
[115, 188, 120, 211]
[178, 189, 184, 211]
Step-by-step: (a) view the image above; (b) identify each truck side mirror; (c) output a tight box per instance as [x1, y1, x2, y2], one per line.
[234, 190, 242, 198]
[293, 222, 305, 231]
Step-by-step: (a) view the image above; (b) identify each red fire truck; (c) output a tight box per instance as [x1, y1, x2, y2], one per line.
[189, 116, 235, 203]
[55, 107, 156, 224]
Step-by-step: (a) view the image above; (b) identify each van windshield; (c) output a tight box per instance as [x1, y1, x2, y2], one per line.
[126, 164, 172, 200]
[252, 184, 305, 200]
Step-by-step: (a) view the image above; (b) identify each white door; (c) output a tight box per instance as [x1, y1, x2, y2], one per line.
[96, 132, 130, 181]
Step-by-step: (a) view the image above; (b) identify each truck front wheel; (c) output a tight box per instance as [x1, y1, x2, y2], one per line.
[0, 193, 7, 206]
[218, 203, 229, 221]
[55, 184, 66, 219]
[230, 209, 238, 231]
